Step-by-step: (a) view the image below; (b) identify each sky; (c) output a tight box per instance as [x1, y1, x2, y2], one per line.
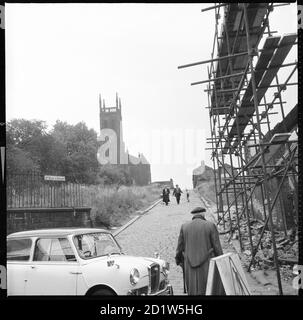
[5, 3, 298, 189]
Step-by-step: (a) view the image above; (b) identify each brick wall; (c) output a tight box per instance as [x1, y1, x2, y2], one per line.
[7, 207, 92, 235]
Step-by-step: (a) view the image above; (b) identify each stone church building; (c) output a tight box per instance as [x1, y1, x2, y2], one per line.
[98, 93, 151, 186]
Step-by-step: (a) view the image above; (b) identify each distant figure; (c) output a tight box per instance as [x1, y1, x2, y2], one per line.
[162, 186, 170, 206]
[175, 207, 223, 295]
[173, 184, 183, 204]
[186, 189, 190, 202]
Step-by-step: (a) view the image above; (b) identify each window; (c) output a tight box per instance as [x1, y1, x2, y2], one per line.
[34, 238, 76, 262]
[73, 232, 121, 259]
[7, 238, 32, 261]
[34, 238, 51, 261]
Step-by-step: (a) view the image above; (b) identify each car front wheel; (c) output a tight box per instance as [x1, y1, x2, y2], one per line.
[90, 288, 116, 296]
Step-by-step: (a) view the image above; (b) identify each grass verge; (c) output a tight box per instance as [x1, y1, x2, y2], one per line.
[82, 184, 162, 228]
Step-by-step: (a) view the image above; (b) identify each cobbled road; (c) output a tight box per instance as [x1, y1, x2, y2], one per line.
[116, 190, 296, 296]
[116, 190, 215, 295]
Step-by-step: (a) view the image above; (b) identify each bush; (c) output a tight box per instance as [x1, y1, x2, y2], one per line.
[82, 184, 161, 228]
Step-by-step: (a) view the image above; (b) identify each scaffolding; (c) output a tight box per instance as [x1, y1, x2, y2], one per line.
[179, 3, 298, 295]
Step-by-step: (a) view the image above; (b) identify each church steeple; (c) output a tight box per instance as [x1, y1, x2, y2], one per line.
[99, 94, 122, 164]
[98, 93, 151, 185]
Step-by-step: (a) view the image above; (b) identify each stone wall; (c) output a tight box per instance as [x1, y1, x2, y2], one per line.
[7, 207, 92, 235]
[128, 163, 151, 186]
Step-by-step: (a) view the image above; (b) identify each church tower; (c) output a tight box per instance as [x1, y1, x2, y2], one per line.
[98, 93, 151, 185]
[99, 93, 125, 164]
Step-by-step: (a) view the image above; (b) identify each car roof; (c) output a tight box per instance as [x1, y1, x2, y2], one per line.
[7, 228, 110, 239]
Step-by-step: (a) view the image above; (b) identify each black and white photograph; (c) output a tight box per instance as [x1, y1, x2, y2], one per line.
[0, 1, 301, 309]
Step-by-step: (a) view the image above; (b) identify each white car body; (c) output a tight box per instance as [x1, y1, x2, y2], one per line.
[7, 228, 173, 296]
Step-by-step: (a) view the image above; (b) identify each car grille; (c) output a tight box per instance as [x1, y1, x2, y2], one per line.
[149, 263, 160, 294]
[159, 279, 166, 291]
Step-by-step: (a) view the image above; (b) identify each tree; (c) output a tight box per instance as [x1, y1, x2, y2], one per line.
[98, 165, 133, 189]
[6, 145, 39, 174]
[6, 119, 66, 175]
[6, 119, 48, 174]
[6, 118, 134, 187]
[33, 134, 66, 175]
[51, 120, 100, 184]
[7, 119, 47, 148]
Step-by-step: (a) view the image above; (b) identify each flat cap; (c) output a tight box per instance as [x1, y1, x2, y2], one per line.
[191, 207, 206, 214]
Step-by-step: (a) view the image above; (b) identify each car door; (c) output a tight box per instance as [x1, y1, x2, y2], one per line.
[7, 237, 33, 295]
[25, 237, 80, 295]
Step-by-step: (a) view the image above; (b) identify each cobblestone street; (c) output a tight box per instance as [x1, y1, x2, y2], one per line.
[116, 190, 213, 295]
[116, 190, 297, 296]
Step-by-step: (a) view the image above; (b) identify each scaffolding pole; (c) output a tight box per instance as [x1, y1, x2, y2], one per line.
[178, 2, 297, 296]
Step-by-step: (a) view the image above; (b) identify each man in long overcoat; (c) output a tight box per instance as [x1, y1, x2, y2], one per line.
[175, 207, 223, 295]
[173, 184, 182, 204]
[162, 187, 170, 205]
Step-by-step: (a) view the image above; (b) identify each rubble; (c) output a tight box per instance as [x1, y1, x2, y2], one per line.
[227, 213, 298, 286]
[251, 270, 271, 286]
[217, 203, 297, 289]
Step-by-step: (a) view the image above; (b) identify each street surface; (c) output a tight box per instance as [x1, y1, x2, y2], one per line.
[116, 190, 212, 295]
[116, 190, 296, 295]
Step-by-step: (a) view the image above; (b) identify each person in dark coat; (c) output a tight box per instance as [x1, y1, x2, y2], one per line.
[173, 184, 182, 204]
[186, 189, 190, 202]
[175, 207, 223, 295]
[162, 187, 170, 205]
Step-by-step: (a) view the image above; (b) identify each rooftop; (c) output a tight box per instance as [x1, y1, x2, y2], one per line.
[8, 228, 109, 238]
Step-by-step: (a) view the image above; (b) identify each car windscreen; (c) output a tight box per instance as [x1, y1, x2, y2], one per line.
[73, 232, 121, 259]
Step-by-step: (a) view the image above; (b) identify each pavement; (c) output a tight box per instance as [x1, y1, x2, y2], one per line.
[115, 190, 209, 295]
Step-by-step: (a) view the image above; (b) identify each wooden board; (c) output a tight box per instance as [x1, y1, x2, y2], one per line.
[253, 133, 291, 167]
[255, 33, 297, 104]
[241, 36, 281, 105]
[223, 34, 296, 152]
[206, 252, 251, 295]
[224, 36, 281, 150]
[212, 3, 270, 117]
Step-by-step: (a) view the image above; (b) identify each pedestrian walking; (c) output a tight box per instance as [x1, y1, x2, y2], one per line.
[175, 207, 223, 295]
[173, 184, 183, 204]
[162, 186, 170, 206]
[186, 189, 190, 202]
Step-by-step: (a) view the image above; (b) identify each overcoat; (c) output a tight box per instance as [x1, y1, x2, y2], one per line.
[173, 187, 182, 198]
[175, 214, 223, 295]
[162, 188, 170, 203]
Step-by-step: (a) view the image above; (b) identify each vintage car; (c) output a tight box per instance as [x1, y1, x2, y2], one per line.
[7, 228, 173, 296]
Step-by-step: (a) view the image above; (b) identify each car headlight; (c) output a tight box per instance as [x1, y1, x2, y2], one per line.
[130, 268, 140, 285]
[163, 262, 170, 276]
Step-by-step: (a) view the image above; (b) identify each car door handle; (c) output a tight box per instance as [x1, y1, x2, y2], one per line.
[69, 271, 82, 275]
[30, 266, 36, 269]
